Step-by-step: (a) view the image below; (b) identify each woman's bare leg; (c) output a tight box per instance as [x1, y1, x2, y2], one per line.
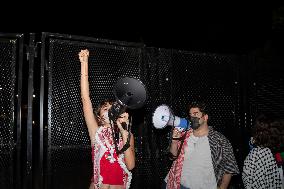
[109, 185, 123, 189]
[100, 184, 110, 189]
[89, 182, 123, 189]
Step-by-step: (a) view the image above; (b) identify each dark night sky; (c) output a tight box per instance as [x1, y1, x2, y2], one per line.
[53, 6, 278, 54]
[2, 4, 283, 54]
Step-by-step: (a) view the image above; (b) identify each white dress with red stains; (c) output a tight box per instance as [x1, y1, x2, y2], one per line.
[91, 126, 132, 189]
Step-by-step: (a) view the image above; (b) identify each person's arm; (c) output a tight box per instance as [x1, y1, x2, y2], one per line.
[218, 136, 239, 188]
[79, 49, 99, 143]
[218, 173, 232, 189]
[169, 129, 182, 158]
[117, 112, 135, 170]
[170, 140, 179, 157]
[122, 132, 135, 170]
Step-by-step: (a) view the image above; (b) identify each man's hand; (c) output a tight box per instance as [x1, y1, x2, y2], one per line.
[172, 128, 181, 139]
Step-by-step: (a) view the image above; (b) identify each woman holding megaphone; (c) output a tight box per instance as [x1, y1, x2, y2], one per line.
[79, 49, 135, 189]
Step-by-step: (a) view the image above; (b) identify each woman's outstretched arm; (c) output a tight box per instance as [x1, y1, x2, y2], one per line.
[79, 49, 98, 143]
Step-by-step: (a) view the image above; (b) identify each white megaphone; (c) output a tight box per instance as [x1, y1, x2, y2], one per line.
[152, 104, 191, 131]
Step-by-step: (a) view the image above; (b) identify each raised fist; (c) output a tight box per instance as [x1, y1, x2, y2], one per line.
[78, 49, 89, 64]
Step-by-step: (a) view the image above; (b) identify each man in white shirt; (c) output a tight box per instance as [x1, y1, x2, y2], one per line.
[163, 101, 239, 189]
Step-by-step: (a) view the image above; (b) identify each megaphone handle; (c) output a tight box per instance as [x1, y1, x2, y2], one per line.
[113, 117, 132, 154]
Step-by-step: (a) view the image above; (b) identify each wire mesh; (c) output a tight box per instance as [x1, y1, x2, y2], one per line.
[0, 38, 17, 189]
[45, 37, 143, 188]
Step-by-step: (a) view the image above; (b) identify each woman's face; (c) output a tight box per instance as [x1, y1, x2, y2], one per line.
[99, 102, 112, 123]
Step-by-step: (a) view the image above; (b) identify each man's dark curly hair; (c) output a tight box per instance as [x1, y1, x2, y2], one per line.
[188, 101, 209, 116]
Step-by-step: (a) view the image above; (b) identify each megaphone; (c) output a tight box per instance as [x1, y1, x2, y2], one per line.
[108, 76, 147, 154]
[108, 76, 147, 122]
[152, 104, 191, 131]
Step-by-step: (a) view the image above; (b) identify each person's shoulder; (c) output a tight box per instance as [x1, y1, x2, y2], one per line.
[209, 126, 227, 139]
[208, 126, 234, 147]
[251, 146, 272, 155]
[248, 147, 273, 162]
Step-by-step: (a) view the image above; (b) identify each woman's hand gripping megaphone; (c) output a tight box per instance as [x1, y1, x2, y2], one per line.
[116, 112, 130, 140]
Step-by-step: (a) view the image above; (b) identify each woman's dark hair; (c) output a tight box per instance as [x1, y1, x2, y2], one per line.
[271, 119, 284, 150]
[252, 114, 283, 152]
[95, 98, 115, 117]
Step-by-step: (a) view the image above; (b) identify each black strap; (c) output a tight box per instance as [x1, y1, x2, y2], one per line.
[110, 117, 132, 154]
